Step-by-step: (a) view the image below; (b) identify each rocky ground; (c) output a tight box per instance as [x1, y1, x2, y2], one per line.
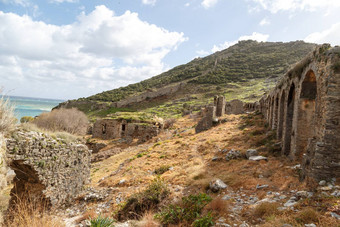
[33, 113, 340, 226]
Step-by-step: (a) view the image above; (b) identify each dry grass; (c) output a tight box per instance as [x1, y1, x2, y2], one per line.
[0, 95, 15, 133]
[253, 202, 280, 219]
[207, 197, 229, 214]
[137, 212, 160, 227]
[20, 123, 80, 143]
[294, 207, 320, 224]
[86, 113, 338, 227]
[6, 198, 64, 227]
[32, 107, 89, 135]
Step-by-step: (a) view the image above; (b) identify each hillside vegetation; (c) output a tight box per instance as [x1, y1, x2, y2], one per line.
[57, 40, 316, 119]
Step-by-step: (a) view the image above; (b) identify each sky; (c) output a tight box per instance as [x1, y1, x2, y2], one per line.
[0, 0, 339, 100]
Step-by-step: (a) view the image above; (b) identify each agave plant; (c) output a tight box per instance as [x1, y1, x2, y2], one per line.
[89, 215, 115, 227]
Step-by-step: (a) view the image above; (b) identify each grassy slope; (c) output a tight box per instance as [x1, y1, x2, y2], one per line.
[59, 40, 316, 119]
[85, 113, 339, 226]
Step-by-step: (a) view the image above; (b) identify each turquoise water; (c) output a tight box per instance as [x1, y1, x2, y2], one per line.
[3, 96, 64, 121]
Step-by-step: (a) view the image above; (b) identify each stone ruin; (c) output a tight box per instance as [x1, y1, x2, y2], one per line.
[195, 96, 245, 133]
[6, 130, 91, 209]
[256, 44, 340, 181]
[93, 118, 163, 143]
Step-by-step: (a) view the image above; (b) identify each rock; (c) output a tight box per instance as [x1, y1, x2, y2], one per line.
[225, 149, 241, 161]
[320, 186, 332, 191]
[119, 179, 126, 185]
[330, 212, 340, 220]
[256, 184, 269, 189]
[246, 149, 258, 159]
[331, 190, 340, 197]
[284, 197, 298, 207]
[209, 179, 227, 192]
[222, 195, 231, 200]
[319, 180, 326, 186]
[212, 156, 221, 161]
[281, 224, 293, 227]
[304, 224, 316, 227]
[296, 191, 312, 198]
[249, 156, 268, 161]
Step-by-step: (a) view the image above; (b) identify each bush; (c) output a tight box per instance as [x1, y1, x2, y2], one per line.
[154, 165, 170, 175]
[20, 116, 34, 123]
[295, 207, 319, 224]
[193, 212, 214, 227]
[253, 202, 279, 218]
[33, 108, 89, 135]
[117, 177, 169, 221]
[156, 193, 212, 225]
[89, 216, 115, 227]
[0, 96, 15, 133]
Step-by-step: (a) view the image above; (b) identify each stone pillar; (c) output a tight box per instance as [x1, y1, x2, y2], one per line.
[216, 96, 225, 117]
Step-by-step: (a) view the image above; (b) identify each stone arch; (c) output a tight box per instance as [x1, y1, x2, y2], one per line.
[273, 95, 279, 130]
[283, 83, 295, 156]
[8, 160, 51, 211]
[295, 70, 317, 159]
[277, 90, 285, 139]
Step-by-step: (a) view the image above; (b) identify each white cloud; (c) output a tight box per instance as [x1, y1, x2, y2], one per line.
[259, 18, 270, 26]
[142, 0, 157, 6]
[196, 50, 210, 56]
[201, 0, 219, 9]
[185, 3, 190, 7]
[0, 6, 187, 99]
[250, 0, 340, 13]
[304, 23, 340, 46]
[212, 32, 269, 52]
[49, 0, 78, 3]
[0, 0, 30, 7]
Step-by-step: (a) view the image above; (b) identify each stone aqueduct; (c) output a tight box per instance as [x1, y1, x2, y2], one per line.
[247, 44, 340, 182]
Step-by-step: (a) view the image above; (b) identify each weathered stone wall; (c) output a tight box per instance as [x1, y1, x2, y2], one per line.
[215, 96, 226, 117]
[93, 119, 162, 143]
[225, 99, 244, 115]
[0, 134, 8, 224]
[195, 105, 216, 133]
[113, 83, 183, 108]
[257, 44, 340, 181]
[6, 130, 91, 208]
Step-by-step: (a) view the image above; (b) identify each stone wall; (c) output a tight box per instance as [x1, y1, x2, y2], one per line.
[6, 130, 91, 209]
[0, 134, 8, 224]
[256, 44, 340, 182]
[195, 105, 216, 133]
[225, 99, 244, 115]
[93, 119, 162, 143]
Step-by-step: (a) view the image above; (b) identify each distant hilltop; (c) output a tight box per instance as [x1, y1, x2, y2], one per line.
[55, 40, 317, 119]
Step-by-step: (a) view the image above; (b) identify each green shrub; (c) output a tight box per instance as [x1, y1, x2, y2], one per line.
[89, 216, 115, 227]
[156, 193, 212, 225]
[117, 177, 169, 221]
[20, 116, 34, 123]
[193, 212, 214, 227]
[154, 165, 170, 175]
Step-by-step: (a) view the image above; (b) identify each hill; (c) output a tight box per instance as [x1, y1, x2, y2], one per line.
[56, 40, 316, 120]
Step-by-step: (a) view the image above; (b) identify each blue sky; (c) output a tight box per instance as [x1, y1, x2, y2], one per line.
[0, 0, 339, 99]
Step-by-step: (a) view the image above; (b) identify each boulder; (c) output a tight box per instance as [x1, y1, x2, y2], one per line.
[209, 179, 227, 192]
[249, 156, 268, 161]
[246, 149, 258, 159]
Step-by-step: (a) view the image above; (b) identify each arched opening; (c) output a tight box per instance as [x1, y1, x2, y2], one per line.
[296, 70, 317, 159]
[273, 96, 279, 130]
[277, 91, 285, 139]
[284, 83, 295, 156]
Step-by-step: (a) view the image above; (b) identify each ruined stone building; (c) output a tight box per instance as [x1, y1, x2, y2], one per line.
[93, 118, 163, 143]
[6, 130, 91, 209]
[257, 44, 340, 181]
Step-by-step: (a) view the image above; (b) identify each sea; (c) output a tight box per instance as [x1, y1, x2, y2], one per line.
[3, 96, 65, 121]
